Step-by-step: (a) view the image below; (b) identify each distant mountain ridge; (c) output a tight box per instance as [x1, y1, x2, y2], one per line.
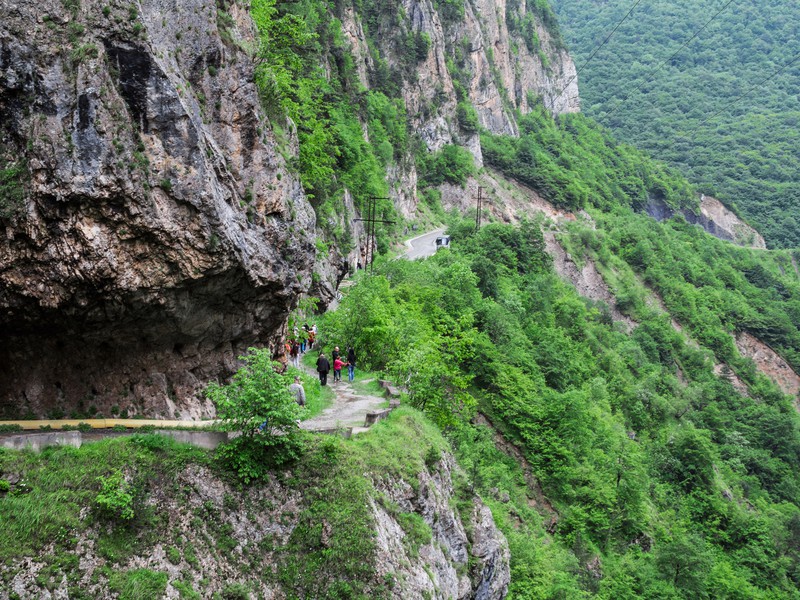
[551, 0, 800, 249]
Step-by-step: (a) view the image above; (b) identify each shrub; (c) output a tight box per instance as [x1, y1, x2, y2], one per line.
[456, 101, 480, 133]
[218, 583, 251, 599]
[418, 144, 476, 187]
[95, 470, 135, 521]
[206, 348, 305, 482]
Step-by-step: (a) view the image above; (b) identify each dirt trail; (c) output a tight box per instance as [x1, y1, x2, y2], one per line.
[300, 371, 387, 432]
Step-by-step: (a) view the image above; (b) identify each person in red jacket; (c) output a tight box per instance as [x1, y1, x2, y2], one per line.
[333, 356, 346, 383]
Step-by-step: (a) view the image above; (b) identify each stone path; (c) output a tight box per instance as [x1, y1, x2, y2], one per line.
[300, 371, 389, 435]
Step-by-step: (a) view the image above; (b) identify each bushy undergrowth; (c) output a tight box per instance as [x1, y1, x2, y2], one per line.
[482, 106, 695, 212]
[0, 406, 457, 599]
[322, 217, 800, 598]
[563, 209, 800, 380]
[0, 435, 208, 563]
[206, 349, 306, 482]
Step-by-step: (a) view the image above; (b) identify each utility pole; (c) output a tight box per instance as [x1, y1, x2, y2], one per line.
[354, 196, 394, 272]
[475, 186, 483, 231]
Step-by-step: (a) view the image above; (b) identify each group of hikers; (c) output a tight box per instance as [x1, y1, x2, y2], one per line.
[315, 346, 356, 386]
[280, 321, 358, 416]
[280, 343, 357, 432]
[284, 323, 317, 369]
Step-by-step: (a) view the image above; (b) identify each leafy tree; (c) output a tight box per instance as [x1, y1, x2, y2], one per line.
[206, 348, 304, 481]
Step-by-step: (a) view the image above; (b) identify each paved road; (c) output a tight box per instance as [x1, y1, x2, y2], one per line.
[404, 227, 446, 260]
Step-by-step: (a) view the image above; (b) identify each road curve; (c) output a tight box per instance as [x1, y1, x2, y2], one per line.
[404, 227, 446, 260]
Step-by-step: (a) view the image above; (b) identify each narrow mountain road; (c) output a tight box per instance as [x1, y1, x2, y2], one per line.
[2, 227, 438, 443]
[404, 227, 446, 260]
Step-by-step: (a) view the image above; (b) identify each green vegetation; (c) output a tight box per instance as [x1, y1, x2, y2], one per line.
[565, 208, 800, 378]
[0, 435, 209, 563]
[206, 349, 305, 481]
[0, 405, 455, 599]
[482, 106, 695, 212]
[251, 0, 399, 247]
[322, 214, 800, 597]
[418, 143, 476, 188]
[95, 470, 135, 521]
[0, 162, 26, 220]
[551, 0, 800, 248]
[109, 569, 168, 600]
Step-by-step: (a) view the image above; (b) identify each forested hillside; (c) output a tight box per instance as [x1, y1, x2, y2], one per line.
[550, 0, 800, 249]
[327, 214, 800, 598]
[3, 0, 800, 597]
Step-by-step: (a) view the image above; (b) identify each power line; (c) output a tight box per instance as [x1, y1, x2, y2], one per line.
[553, 0, 646, 103]
[604, 0, 737, 120]
[674, 50, 800, 144]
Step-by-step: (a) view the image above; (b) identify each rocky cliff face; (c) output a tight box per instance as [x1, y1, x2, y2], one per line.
[0, 0, 318, 418]
[645, 194, 766, 249]
[341, 0, 578, 207]
[372, 454, 510, 599]
[1, 449, 509, 599]
[0, 0, 577, 418]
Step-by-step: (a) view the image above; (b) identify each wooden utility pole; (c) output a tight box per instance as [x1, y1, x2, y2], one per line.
[475, 186, 484, 231]
[354, 197, 394, 272]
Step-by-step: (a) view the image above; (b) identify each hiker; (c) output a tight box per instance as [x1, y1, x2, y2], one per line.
[332, 346, 340, 362]
[316, 352, 330, 386]
[288, 376, 306, 407]
[347, 347, 356, 382]
[290, 340, 300, 368]
[333, 355, 346, 383]
[308, 327, 316, 351]
[301, 324, 309, 353]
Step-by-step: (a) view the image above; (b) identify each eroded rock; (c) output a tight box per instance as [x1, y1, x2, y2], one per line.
[0, 0, 316, 418]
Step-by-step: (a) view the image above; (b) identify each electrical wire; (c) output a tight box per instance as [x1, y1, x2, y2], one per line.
[603, 0, 737, 120]
[552, 0, 646, 103]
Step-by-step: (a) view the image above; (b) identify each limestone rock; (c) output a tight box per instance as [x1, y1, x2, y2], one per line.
[0, 0, 316, 418]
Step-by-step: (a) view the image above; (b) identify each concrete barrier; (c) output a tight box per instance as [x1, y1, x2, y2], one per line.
[156, 430, 231, 450]
[378, 380, 402, 399]
[364, 409, 393, 427]
[0, 429, 231, 452]
[0, 418, 221, 430]
[311, 427, 353, 439]
[0, 431, 82, 452]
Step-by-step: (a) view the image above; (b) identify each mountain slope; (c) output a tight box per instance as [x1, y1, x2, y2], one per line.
[551, 0, 800, 249]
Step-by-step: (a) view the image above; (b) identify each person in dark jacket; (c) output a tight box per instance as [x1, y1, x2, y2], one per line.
[347, 347, 356, 382]
[316, 352, 331, 386]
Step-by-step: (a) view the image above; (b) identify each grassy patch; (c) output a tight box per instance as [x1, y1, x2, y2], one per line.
[350, 376, 385, 398]
[0, 406, 452, 599]
[109, 568, 168, 600]
[395, 511, 432, 558]
[0, 436, 209, 562]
